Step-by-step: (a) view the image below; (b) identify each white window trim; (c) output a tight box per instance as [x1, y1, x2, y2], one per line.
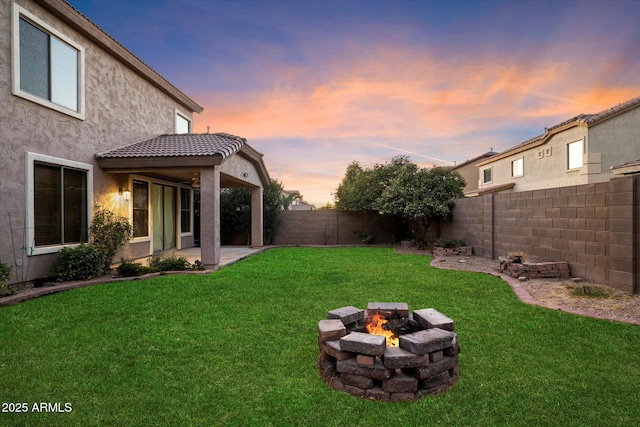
[11, 3, 86, 120]
[174, 109, 192, 133]
[26, 152, 93, 256]
[511, 157, 524, 178]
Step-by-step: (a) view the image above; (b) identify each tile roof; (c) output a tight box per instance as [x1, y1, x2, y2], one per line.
[96, 133, 245, 159]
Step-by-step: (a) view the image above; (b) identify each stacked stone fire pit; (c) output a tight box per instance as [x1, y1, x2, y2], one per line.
[317, 303, 460, 402]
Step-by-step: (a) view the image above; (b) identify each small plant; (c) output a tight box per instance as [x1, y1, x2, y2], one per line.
[116, 259, 155, 277]
[149, 253, 191, 272]
[355, 228, 374, 244]
[50, 244, 108, 281]
[0, 259, 13, 288]
[433, 236, 466, 248]
[90, 208, 133, 271]
[568, 284, 612, 298]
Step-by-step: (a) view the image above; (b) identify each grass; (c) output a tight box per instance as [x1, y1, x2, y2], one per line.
[1, 247, 639, 426]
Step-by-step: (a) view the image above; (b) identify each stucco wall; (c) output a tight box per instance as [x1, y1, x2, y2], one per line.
[589, 107, 640, 173]
[0, 0, 194, 282]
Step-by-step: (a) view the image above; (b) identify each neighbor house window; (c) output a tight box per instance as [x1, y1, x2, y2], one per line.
[483, 168, 492, 184]
[26, 153, 93, 254]
[567, 140, 584, 170]
[175, 110, 191, 134]
[133, 180, 149, 238]
[12, 4, 85, 119]
[181, 188, 191, 233]
[511, 158, 524, 177]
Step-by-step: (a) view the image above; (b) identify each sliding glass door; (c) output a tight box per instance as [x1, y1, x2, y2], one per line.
[152, 184, 176, 252]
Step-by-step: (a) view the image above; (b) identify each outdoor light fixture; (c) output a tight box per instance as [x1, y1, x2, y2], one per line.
[119, 187, 131, 201]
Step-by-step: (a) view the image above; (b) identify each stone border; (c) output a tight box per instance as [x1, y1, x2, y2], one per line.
[430, 256, 640, 326]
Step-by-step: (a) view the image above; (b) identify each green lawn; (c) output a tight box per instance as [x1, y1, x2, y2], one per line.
[1, 247, 639, 426]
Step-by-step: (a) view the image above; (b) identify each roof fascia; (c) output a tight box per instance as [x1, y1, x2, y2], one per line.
[33, 0, 203, 113]
[96, 155, 223, 170]
[238, 144, 271, 187]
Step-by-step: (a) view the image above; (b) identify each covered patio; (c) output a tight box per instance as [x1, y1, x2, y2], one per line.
[96, 133, 270, 269]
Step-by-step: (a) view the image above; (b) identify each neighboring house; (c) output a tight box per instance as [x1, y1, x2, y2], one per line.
[0, 0, 269, 284]
[451, 151, 498, 194]
[475, 96, 640, 195]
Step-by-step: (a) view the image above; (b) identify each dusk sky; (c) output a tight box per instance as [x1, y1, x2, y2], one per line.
[68, 0, 640, 207]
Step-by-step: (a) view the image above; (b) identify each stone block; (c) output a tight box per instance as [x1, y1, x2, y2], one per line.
[366, 302, 409, 317]
[337, 357, 393, 380]
[404, 355, 458, 379]
[340, 332, 386, 356]
[357, 354, 375, 366]
[390, 392, 417, 402]
[327, 306, 365, 325]
[341, 373, 374, 389]
[383, 371, 418, 393]
[421, 370, 450, 389]
[399, 329, 456, 355]
[429, 351, 444, 363]
[365, 386, 389, 401]
[343, 384, 366, 397]
[383, 346, 429, 369]
[320, 340, 355, 361]
[412, 308, 455, 331]
[318, 319, 346, 342]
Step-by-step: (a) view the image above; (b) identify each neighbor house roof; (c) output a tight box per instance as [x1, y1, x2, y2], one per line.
[477, 95, 640, 167]
[96, 133, 245, 159]
[452, 151, 498, 170]
[35, 0, 203, 113]
[611, 159, 640, 175]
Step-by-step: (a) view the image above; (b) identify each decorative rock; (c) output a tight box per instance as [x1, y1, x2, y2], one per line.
[413, 308, 455, 331]
[383, 346, 429, 369]
[318, 319, 346, 342]
[327, 306, 365, 325]
[399, 328, 456, 355]
[340, 332, 386, 356]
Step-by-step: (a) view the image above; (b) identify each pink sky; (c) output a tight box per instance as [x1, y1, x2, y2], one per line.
[70, 0, 640, 206]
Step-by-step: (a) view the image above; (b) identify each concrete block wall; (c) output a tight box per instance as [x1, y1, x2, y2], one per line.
[440, 176, 639, 294]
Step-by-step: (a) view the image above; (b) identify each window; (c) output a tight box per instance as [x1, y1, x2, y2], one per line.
[12, 4, 84, 119]
[567, 140, 584, 170]
[482, 168, 492, 184]
[181, 188, 191, 233]
[26, 153, 93, 254]
[133, 180, 149, 238]
[511, 158, 523, 177]
[175, 110, 191, 133]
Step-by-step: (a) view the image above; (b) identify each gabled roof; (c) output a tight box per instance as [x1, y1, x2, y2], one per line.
[477, 95, 640, 167]
[96, 133, 244, 159]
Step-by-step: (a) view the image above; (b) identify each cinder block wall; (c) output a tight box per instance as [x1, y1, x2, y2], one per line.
[273, 210, 395, 246]
[440, 176, 639, 294]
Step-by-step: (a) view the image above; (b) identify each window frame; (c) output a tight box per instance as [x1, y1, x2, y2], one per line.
[26, 152, 93, 255]
[132, 179, 150, 239]
[180, 187, 192, 234]
[12, 3, 85, 120]
[511, 157, 524, 178]
[567, 139, 584, 171]
[175, 109, 192, 133]
[482, 167, 493, 184]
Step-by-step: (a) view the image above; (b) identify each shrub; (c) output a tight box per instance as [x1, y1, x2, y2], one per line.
[149, 253, 191, 272]
[116, 259, 155, 277]
[0, 260, 12, 288]
[433, 236, 466, 248]
[50, 244, 108, 281]
[90, 208, 133, 271]
[355, 228, 374, 244]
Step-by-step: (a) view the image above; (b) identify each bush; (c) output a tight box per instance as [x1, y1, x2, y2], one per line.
[0, 260, 12, 288]
[149, 253, 191, 272]
[355, 228, 374, 244]
[50, 244, 108, 281]
[116, 259, 155, 277]
[433, 236, 466, 248]
[90, 208, 133, 271]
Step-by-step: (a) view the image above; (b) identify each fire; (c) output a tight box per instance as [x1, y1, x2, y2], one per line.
[366, 312, 398, 347]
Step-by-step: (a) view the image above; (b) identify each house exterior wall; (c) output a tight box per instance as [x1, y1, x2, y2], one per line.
[0, 0, 193, 283]
[588, 106, 640, 174]
[452, 162, 480, 193]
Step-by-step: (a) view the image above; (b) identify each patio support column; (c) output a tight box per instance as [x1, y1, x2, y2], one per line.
[200, 166, 220, 269]
[251, 186, 263, 247]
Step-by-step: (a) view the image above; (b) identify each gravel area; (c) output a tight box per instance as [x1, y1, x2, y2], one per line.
[398, 248, 640, 324]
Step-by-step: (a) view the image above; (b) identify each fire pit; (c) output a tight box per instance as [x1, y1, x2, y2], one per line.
[317, 302, 460, 402]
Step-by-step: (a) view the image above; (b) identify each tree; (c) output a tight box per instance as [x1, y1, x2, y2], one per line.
[334, 156, 466, 243]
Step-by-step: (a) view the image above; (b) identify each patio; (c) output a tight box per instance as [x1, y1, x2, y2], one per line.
[171, 245, 262, 268]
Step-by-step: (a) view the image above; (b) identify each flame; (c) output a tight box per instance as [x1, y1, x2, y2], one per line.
[366, 312, 398, 347]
